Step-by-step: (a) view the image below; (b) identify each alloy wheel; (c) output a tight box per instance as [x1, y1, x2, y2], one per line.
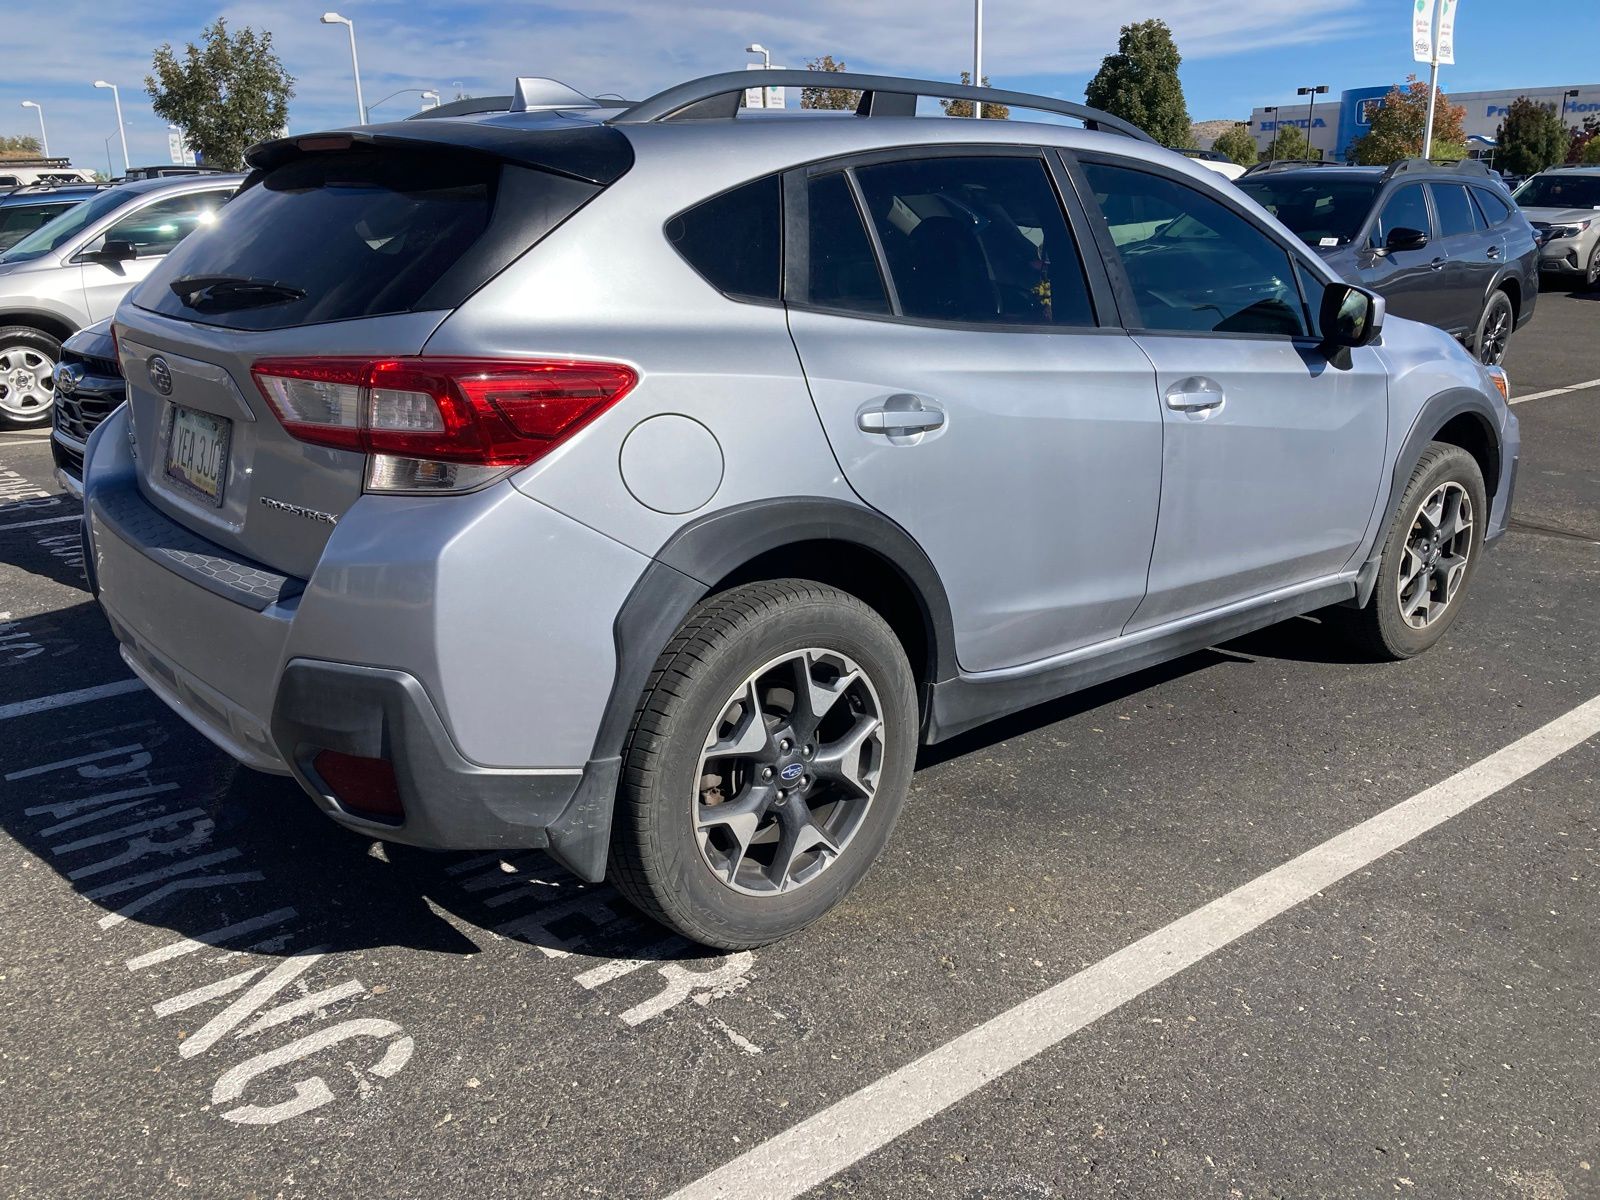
[0, 343, 56, 421]
[1397, 480, 1473, 629]
[694, 647, 885, 897]
[1477, 301, 1511, 365]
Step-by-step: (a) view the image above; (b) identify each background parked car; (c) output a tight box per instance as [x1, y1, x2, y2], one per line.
[1512, 166, 1600, 290]
[1236, 158, 1538, 364]
[0, 173, 238, 427]
[0, 183, 105, 252]
[50, 319, 121, 494]
[1180, 148, 1248, 181]
[0, 162, 97, 192]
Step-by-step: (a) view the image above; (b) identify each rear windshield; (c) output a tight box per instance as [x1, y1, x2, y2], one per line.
[136, 150, 592, 331]
[1236, 177, 1379, 247]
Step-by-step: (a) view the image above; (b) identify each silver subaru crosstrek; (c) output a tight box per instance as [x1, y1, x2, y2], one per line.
[81, 72, 1519, 949]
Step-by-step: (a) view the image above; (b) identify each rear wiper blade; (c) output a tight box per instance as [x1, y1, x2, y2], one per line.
[169, 274, 306, 312]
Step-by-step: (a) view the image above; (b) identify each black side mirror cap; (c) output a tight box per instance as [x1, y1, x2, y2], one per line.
[90, 239, 139, 264]
[1320, 282, 1385, 349]
[1384, 225, 1429, 252]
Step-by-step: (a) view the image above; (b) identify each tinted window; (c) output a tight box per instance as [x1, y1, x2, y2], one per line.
[1429, 183, 1478, 238]
[806, 172, 889, 314]
[852, 156, 1093, 327]
[139, 152, 547, 331]
[1473, 187, 1513, 225]
[0, 201, 76, 251]
[95, 190, 228, 257]
[1082, 161, 1307, 337]
[668, 175, 781, 301]
[1513, 173, 1600, 209]
[1372, 185, 1432, 248]
[1235, 177, 1378, 248]
[0, 187, 134, 262]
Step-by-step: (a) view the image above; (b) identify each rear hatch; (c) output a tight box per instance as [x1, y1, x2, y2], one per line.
[115, 121, 632, 579]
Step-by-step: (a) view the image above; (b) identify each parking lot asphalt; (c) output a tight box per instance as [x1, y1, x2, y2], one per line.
[1, 289, 1596, 1200]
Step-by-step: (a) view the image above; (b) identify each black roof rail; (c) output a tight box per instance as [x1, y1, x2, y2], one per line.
[1240, 158, 1348, 176]
[608, 70, 1157, 143]
[1380, 157, 1495, 183]
[1, 180, 106, 196]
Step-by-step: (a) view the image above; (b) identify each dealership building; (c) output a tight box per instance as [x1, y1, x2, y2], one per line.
[1247, 82, 1600, 161]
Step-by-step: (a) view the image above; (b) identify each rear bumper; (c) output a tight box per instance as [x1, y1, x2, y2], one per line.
[81, 404, 649, 878]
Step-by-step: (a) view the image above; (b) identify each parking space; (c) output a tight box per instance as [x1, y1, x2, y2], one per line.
[2, 291, 1597, 1198]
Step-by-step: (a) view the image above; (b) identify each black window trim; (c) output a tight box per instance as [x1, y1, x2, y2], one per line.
[782, 142, 1121, 337]
[1062, 148, 1335, 346]
[1363, 180, 1437, 251]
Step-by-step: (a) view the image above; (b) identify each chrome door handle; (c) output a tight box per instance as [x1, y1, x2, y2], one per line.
[857, 395, 946, 435]
[1164, 377, 1225, 412]
[1486, 246, 1500, 259]
[1429, 257, 1447, 270]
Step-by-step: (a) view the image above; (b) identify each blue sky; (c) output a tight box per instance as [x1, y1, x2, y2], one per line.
[5, 0, 1593, 172]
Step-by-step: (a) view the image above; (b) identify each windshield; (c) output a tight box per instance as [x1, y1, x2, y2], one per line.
[0, 188, 133, 262]
[1236, 177, 1379, 247]
[1514, 174, 1600, 211]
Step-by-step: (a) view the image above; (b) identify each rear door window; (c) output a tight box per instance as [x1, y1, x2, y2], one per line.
[851, 156, 1094, 327]
[1472, 187, 1512, 226]
[92, 190, 229, 257]
[1371, 185, 1432, 248]
[666, 175, 781, 302]
[1428, 183, 1479, 238]
[138, 151, 595, 331]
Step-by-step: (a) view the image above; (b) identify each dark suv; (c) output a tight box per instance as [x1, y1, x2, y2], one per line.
[1238, 159, 1538, 364]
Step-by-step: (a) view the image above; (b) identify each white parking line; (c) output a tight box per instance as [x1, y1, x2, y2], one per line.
[667, 692, 1600, 1200]
[0, 679, 147, 722]
[1510, 377, 1600, 405]
[0, 512, 80, 532]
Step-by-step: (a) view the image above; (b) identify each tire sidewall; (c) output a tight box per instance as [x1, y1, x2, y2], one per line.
[1372, 445, 1487, 657]
[627, 592, 918, 946]
[0, 327, 62, 429]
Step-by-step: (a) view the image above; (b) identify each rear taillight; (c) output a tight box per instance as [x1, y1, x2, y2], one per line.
[250, 357, 638, 493]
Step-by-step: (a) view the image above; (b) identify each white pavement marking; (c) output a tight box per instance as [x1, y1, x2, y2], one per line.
[126, 907, 298, 971]
[1510, 377, 1600, 405]
[668, 693, 1600, 1200]
[6, 743, 145, 781]
[0, 679, 147, 722]
[0, 512, 80, 532]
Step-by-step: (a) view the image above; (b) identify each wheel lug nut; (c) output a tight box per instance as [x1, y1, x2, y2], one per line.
[780, 739, 793, 753]
[761, 767, 774, 780]
[803, 745, 814, 759]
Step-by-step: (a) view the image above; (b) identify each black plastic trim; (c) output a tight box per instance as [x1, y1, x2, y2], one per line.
[271, 659, 587, 858]
[928, 579, 1356, 742]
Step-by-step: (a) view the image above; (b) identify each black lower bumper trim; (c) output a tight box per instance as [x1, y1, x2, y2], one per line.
[270, 659, 607, 876]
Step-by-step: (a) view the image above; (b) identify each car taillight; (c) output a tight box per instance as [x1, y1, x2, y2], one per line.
[250, 357, 638, 493]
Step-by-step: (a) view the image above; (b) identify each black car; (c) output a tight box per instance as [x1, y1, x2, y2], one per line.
[1237, 158, 1539, 365]
[0, 183, 104, 252]
[49, 319, 123, 493]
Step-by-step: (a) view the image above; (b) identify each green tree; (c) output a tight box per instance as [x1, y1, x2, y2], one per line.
[801, 55, 860, 111]
[1583, 136, 1600, 166]
[1265, 122, 1312, 160]
[1494, 97, 1569, 176]
[1568, 114, 1600, 164]
[145, 18, 293, 170]
[1084, 19, 1191, 148]
[1210, 123, 1260, 167]
[940, 71, 1011, 120]
[1349, 76, 1467, 164]
[0, 134, 43, 156]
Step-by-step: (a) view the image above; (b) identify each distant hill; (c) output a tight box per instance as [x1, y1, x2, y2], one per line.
[1190, 119, 1244, 150]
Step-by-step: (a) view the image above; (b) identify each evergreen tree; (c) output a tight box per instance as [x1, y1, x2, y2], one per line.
[1084, 19, 1191, 148]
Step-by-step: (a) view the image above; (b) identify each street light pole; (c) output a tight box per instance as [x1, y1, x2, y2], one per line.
[93, 82, 129, 173]
[1560, 88, 1580, 128]
[1420, 0, 1443, 159]
[745, 44, 771, 108]
[1264, 107, 1279, 160]
[321, 12, 367, 123]
[20, 102, 48, 158]
[1297, 84, 1329, 160]
[973, 0, 984, 119]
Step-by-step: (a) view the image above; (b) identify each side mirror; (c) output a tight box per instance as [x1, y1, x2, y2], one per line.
[1384, 226, 1429, 253]
[89, 239, 139, 264]
[1320, 282, 1385, 349]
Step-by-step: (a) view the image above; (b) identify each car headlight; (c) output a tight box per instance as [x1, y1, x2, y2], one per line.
[1545, 219, 1592, 240]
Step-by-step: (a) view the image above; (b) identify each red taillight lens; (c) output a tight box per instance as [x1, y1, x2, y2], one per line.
[312, 749, 404, 824]
[250, 357, 638, 467]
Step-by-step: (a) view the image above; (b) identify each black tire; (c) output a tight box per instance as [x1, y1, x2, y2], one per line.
[609, 580, 919, 950]
[1584, 242, 1600, 292]
[0, 326, 61, 429]
[1472, 290, 1514, 365]
[1335, 442, 1487, 660]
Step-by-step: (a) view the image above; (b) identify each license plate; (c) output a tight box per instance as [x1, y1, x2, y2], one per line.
[164, 404, 231, 505]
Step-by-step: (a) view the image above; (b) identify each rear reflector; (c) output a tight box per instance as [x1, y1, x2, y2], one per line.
[251, 357, 639, 473]
[312, 749, 405, 823]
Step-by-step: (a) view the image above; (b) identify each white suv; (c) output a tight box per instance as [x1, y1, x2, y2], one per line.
[0, 174, 238, 427]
